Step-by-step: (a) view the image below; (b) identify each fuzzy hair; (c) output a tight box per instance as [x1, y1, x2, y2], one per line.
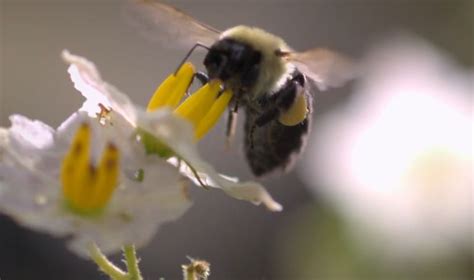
[221, 25, 293, 98]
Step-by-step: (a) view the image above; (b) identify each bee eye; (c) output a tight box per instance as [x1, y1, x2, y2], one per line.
[204, 52, 222, 74]
[204, 50, 231, 80]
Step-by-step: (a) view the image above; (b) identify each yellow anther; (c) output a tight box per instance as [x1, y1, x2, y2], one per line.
[147, 63, 195, 111]
[173, 80, 222, 128]
[61, 123, 91, 207]
[143, 66, 232, 152]
[90, 144, 120, 209]
[74, 163, 97, 210]
[194, 89, 233, 140]
[60, 123, 120, 215]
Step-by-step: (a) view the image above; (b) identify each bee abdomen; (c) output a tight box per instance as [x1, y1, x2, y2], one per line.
[244, 108, 310, 176]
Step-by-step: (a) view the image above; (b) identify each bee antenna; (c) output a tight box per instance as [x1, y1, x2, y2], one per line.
[174, 42, 210, 75]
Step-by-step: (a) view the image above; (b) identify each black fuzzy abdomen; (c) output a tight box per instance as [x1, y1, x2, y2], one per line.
[244, 106, 311, 176]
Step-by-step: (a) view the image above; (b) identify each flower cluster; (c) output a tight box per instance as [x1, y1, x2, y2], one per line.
[0, 51, 281, 257]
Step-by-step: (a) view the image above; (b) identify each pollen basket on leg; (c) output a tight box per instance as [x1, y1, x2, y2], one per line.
[278, 89, 308, 126]
[60, 123, 120, 216]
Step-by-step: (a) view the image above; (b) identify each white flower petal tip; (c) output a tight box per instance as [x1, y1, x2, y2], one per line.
[170, 158, 283, 212]
[62, 50, 137, 124]
[62, 50, 111, 117]
[218, 179, 283, 212]
[62, 50, 102, 82]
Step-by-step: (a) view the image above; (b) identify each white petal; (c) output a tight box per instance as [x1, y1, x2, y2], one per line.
[211, 174, 283, 211]
[62, 50, 138, 125]
[8, 114, 55, 153]
[140, 111, 283, 211]
[1, 115, 62, 181]
[0, 161, 68, 236]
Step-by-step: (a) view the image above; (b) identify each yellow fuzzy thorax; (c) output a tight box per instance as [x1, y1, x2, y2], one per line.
[221, 25, 292, 98]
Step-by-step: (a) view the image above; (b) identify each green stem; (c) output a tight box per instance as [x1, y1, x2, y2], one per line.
[88, 243, 127, 280]
[123, 244, 143, 280]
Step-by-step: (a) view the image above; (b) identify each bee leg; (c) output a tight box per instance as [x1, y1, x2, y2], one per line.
[225, 101, 239, 148]
[185, 71, 209, 97]
[193, 71, 209, 86]
[249, 123, 257, 150]
[174, 42, 210, 75]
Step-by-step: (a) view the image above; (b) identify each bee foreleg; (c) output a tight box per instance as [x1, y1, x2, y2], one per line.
[186, 71, 209, 97]
[249, 122, 257, 150]
[225, 104, 239, 148]
[174, 42, 210, 75]
[192, 71, 209, 86]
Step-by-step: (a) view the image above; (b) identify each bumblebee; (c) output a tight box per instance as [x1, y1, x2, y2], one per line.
[129, 1, 355, 176]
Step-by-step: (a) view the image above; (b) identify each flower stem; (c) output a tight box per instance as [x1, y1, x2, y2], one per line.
[88, 243, 127, 280]
[123, 244, 143, 280]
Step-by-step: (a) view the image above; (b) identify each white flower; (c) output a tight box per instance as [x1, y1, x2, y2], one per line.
[0, 49, 283, 257]
[62, 50, 282, 212]
[0, 111, 191, 257]
[300, 36, 472, 258]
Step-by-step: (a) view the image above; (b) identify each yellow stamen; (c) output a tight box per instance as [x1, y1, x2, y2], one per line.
[90, 144, 120, 209]
[194, 89, 233, 140]
[61, 123, 91, 206]
[74, 163, 96, 210]
[143, 64, 234, 153]
[147, 63, 195, 111]
[61, 123, 120, 215]
[173, 80, 222, 128]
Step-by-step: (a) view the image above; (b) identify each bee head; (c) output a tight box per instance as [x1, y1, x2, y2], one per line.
[203, 48, 230, 80]
[204, 38, 262, 90]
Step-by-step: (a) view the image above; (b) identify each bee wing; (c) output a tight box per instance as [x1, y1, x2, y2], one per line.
[125, 0, 220, 48]
[287, 48, 356, 91]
